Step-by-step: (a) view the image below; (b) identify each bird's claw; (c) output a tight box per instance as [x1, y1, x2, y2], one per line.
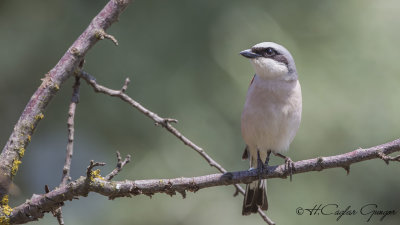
[274, 152, 295, 181]
[285, 157, 294, 181]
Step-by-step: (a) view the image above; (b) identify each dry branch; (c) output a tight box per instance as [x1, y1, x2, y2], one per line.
[51, 77, 81, 225]
[1, 1, 399, 225]
[0, 0, 132, 200]
[78, 71, 275, 223]
[61, 77, 81, 186]
[8, 138, 400, 224]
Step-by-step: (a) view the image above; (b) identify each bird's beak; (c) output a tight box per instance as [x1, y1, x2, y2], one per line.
[240, 49, 261, 59]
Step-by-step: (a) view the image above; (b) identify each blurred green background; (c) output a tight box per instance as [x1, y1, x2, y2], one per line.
[1, 0, 399, 224]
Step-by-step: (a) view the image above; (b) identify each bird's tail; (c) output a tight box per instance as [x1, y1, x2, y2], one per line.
[242, 179, 268, 215]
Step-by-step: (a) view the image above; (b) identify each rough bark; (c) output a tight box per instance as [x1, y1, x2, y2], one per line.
[9, 138, 400, 224]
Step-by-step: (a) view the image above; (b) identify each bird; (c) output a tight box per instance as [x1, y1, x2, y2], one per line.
[239, 42, 302, 215]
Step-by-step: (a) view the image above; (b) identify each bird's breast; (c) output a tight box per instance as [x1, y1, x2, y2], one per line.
[241, 77, 302, 153]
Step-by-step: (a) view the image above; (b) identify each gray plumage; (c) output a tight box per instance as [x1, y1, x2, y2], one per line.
[240, 42, 302, 215]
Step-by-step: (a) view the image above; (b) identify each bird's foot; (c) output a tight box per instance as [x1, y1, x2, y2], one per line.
[284, 157, 295, 181]
[274, 153, 295, 181]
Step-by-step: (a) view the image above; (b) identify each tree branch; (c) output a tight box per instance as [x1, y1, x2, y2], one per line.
[76, 71, 270, 224]
[8, 138, 400, 224]
[78, 71, 238, 187]
[0, 0, 131, 199]
[2, 1, 398, 224]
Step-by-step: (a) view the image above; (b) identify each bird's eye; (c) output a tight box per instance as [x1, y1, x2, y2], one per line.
[265, 47, 275, 56]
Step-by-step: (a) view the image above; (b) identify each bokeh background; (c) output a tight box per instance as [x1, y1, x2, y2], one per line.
[1, 0, 400, 224]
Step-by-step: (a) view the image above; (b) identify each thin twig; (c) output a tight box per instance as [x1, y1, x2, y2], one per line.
[51, 77, 81, 225]
[78, 71, 274, 224]
[258, 208, 276, 225]
[105, 151, 131, 181]
[121, 78, 130, 93]
[61, 77, 80, 186]
[9, 138, 400, 224]
[78, 71, 230, 175]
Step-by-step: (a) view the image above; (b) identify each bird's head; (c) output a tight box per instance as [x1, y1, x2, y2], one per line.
[240, 42, 297, 81]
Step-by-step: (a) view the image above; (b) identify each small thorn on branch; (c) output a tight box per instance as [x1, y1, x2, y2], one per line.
[177, 190, 186, 199]
[377, 151, 400, 164]
[121, 78, 130, 93]
[95, 29, 118, 46]
[343, 165, 350, 175]
[105, 151, 131, 181]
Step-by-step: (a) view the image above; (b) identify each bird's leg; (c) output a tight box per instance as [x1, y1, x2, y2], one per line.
[257, 150, 266, 178]
[264, 150, 272, 167]
[274, 153, 294, 181]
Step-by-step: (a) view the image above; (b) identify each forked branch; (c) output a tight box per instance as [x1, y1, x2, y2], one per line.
[0, 0, 132, 200]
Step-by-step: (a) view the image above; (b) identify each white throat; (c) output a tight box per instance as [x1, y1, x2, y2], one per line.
[250, 58, 289, 80]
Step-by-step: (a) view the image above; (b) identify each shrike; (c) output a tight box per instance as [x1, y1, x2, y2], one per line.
[240, 42, 302, 215]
